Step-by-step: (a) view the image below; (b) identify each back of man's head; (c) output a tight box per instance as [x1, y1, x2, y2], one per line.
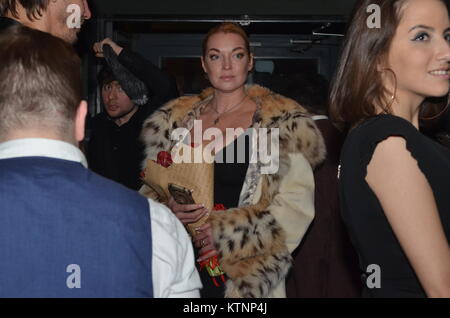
[0, 25, 82, 141]
[0, 0, 49, 21]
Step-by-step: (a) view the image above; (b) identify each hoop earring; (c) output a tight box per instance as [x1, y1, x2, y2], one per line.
[420, 94, 450, 121]
[382, 68, 397, 110]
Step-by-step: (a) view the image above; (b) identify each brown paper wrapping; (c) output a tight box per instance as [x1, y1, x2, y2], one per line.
[142, 155, 214, 237]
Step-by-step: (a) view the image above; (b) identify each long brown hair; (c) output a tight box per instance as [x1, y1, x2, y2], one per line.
[0, 0, 49, 21]
[329, 0, 449, 130]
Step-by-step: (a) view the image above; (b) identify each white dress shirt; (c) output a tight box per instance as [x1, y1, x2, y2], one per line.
[0, 138, 202, 298]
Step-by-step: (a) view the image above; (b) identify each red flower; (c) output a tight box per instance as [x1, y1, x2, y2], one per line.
[214, 203, 226, 211]
[157, 151, 173, 168]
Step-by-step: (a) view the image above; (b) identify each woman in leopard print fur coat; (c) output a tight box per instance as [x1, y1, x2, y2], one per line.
[139, 23, 326, 298]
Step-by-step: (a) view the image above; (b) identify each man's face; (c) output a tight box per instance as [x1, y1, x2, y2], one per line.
[47, 0, 91, 44]
[102, 81, 135, 119]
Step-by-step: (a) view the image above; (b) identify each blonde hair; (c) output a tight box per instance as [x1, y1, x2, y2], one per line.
[0, 25, 81, 138]
[202, 22, 251, 57]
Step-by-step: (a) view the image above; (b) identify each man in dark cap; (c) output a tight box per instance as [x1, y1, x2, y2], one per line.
[88, 38, 178, 190]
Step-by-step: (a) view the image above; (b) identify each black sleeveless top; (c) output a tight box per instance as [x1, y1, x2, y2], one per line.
[214, 131, 252, 208]
[197, 132, 251, 298]
[339, 115, 450, 297]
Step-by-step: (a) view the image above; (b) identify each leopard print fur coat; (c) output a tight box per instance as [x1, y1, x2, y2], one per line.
[139, 85, 326, 297]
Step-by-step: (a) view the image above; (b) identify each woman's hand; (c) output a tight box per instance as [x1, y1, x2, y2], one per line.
[93, 37, 123, 58]
[194, 222, 219, 261]
[166, 196, 209, 226]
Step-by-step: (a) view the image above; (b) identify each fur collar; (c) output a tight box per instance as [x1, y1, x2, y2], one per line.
[141, 84, 326, 169]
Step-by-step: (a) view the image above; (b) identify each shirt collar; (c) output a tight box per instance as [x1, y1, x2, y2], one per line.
[0, 138, 88, 168]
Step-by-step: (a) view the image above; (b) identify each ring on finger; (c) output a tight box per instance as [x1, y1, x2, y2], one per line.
[201, 239, 206, 248]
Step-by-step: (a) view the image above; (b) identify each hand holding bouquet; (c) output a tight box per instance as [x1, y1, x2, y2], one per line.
[141, 147, 226, 286]
[141, 147, 213, 236]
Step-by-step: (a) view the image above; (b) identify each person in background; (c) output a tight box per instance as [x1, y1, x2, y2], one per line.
[271, 72, 362, 297]
[0, 0, 91, 43]
[0, 25, 201, 298]
[88, 38, 179, 190]
[330, 0, 450, 297]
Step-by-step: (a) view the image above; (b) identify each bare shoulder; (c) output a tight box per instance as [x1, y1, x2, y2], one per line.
[371, 135, 412, 165]
[366, 136, 419, 183]
[366, 135, 434, 214]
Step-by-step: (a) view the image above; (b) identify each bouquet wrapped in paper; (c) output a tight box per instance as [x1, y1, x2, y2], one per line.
[141, 145, 226, 286]
[140, 145, 213, 237]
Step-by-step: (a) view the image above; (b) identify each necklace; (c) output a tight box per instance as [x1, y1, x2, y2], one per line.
[211, 94, 248, 125]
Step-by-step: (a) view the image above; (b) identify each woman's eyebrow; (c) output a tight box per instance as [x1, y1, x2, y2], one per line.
[409, 25, 450, 34]
[207, 47, 245, 53]
[409, 24, 434, 32]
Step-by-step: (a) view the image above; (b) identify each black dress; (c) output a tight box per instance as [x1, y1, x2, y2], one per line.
[339, 115, 450, 297]
[197, 132, 251, 298]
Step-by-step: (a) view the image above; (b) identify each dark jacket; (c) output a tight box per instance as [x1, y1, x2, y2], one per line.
[286, 118, 362, 298]
[0, 16, 21, 31]
[87, 48, 178, 190]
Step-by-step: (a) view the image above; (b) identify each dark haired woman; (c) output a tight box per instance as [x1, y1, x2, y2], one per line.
[330, 0, 450, 297]
[140, 23, 325, 297]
